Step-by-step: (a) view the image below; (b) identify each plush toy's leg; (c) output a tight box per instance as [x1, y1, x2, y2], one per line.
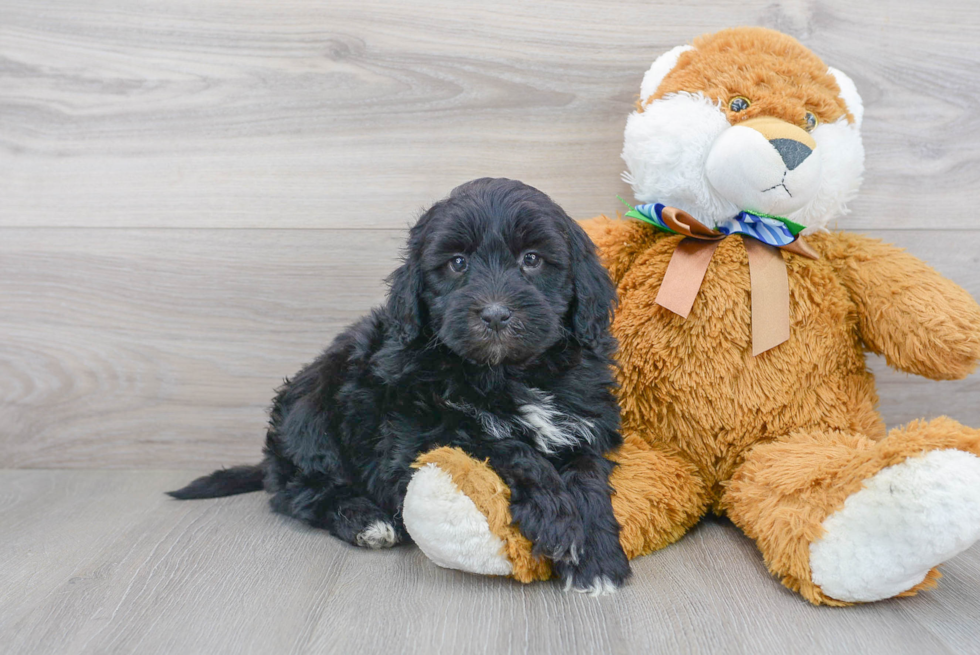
[723, 418, 980, 606]
[403, 434, 709, 582]
[606, 434, 709, 559]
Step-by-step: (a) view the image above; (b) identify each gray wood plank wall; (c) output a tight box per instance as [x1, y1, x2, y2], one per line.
[2, 0, 979, 469]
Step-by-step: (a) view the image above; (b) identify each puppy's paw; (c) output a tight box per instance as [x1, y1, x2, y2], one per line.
[512, 492, 585, 564]
[557, 560, 629, 597]
[532, 517, 586, 564]
[556, 542, 581, 566]
[554, 530, 631, 597]
[565, 575, 621, 597]
[355, 520, 399, 549]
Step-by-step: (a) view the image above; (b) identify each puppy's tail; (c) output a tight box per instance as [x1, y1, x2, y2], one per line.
[167, 464, 265, 500]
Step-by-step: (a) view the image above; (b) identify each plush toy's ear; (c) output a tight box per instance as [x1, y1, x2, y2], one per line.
[566, 219, 617, 350]
[639, 45, 694, 103]
[827, 67, 864, 129]
[385, 210, 433, 343]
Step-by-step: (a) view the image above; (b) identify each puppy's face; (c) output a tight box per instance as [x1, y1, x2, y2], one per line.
[421, 188, 571, 365]
[387, 178, 615, 365]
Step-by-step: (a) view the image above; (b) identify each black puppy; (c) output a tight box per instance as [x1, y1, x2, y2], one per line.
[169, 178, 630, 593]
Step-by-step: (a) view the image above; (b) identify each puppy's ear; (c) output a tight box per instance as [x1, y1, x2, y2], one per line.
[567, 219, 617, 350]
[385, 210, 433, 342]
[385, 258, 423, 343]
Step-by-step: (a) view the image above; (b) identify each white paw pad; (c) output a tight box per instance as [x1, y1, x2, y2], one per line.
[356, 520, 398, 549]
[810, 449, 980, 602]
[403, 464, 513, 576]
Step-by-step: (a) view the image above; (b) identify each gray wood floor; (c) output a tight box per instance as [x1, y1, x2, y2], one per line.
[2, 0, 980, 653]
[2, 469, 979, 655]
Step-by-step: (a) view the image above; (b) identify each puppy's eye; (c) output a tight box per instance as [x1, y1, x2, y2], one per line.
[521, 252, 542, 269]
[448, 255, 467, 273]
[729, 96, 750, 112]
[804, 111, 818, 132]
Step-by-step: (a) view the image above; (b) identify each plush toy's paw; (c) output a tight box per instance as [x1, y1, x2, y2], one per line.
[810, 449, 980, 602]
[403, 448, 551, 583]
[404, 462, 513, 575]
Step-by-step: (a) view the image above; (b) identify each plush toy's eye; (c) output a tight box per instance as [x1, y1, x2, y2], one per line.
[729, 96, 750, 112]
[521, 252, 542, 269]
[449, 255, 467, 273]
[804, 111, 818, 131]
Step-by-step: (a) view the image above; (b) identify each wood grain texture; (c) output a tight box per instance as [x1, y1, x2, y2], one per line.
[1, 0, 978, 468]
[1, 227, 977, 469]
[2, 469, 979, 655]
[1, 0, 979, 229]
[0, 228, 401, 468]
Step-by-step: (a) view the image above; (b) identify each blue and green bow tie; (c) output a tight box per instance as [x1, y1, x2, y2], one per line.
[626, 202, 807, 248]
[618, 199, 818, 356]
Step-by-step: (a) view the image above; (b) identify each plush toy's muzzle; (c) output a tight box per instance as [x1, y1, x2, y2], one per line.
[705, 116, 822, 218]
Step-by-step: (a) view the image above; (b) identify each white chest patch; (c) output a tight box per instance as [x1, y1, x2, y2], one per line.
[445, 400, 511, 442]
[517, 389, 596, 455]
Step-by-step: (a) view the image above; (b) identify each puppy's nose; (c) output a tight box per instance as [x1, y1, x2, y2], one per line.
[480, 304, 512, 331]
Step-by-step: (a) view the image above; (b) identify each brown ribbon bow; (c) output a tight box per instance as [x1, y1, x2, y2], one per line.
[653, 207, 819, 356]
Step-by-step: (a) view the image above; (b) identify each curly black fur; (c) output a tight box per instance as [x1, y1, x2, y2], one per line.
[169, 178, 630, 591]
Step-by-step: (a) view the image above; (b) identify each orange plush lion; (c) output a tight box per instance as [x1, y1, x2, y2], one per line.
[401, 27, 980, 605]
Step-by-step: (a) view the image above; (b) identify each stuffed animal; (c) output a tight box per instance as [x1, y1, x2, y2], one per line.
[400, 27, 980, 604]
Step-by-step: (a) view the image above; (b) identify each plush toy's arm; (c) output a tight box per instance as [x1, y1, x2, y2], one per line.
[821, 232, 980, 380]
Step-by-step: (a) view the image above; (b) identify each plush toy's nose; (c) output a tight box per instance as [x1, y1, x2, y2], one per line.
[769, 139, 811, 170]
[739, 117, 816, 170]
